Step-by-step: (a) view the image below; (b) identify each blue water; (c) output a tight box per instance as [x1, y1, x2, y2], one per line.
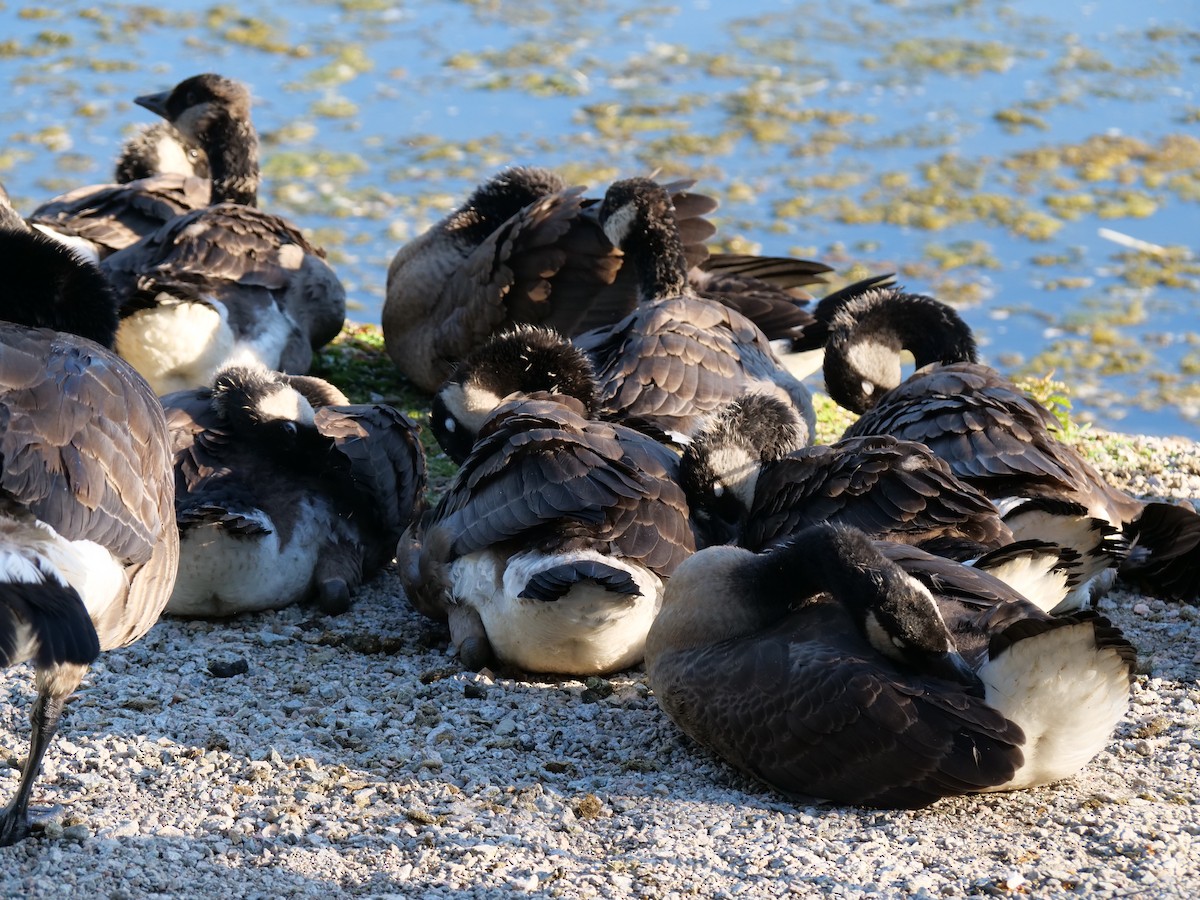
[1, 0, 1196, 435]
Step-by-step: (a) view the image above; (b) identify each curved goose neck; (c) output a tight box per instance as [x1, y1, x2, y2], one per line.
[625, 207, 690, 302]
[824, 288, 977, 413]
[602, 180, 691, 302]
[752, 523, 898, 621]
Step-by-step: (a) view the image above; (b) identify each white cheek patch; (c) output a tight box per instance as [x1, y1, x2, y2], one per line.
[846, 338, 902, 396]
[440, 382, 504, 435]
[705, 445, 759, 510]
[256, 386, 315, 425]
[602, 203, 638, 248]
[154, 132, 192, 176]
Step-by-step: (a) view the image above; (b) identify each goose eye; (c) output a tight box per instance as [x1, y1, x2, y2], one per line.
[861, 380, 875, 396]
[712, 483, 725, 498]
[188, 148, 200, 159]
[280, 421, 298, 438]
[443, 417, 457, 433]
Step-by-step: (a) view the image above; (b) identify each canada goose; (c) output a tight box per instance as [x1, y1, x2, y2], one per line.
[430, 324, 601, 464]
[114, 121, 211, 184]
[382, 166, 715, 392]
[575, 177, 817, 445]
[398, 393, 695, 675]
[29, 104, 222, 260]
[645, 523, 1135, 808]
[99, 74, 346, 394]
[822, 285, 1192, 604]
[382, 166, 836, 393]
[163, 365, 426, 617]
[0, 212, 177, 843]
[679, 392, 1015, 555]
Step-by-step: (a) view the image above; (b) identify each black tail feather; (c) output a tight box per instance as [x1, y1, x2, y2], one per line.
[520, 561, 641, 602]
[0, 580, 100, 669]
[1122, 501, 1200, 603]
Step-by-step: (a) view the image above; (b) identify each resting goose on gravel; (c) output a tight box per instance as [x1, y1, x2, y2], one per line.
[679, 393, 1090, 611]
[574, 177, 817, 446]
[382, 166, 835, 393]
[645, 522, 1135, 809]
[0, 209, 177, 844]
[163, 365, 426, 617]
[99, 74, 346, 394]
[398, 393, 695, 675]
[822, 285, 1191, 604]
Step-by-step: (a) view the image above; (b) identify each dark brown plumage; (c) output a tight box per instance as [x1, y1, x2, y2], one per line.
[823, 286, 1183, 602]
[0, 220, 176, 843]
[578, 177, 816, 445]
[96, 74, 345, 394]
[646, 527, 1134, 809]
[398, 393, 695, 675]
[164, 366, 426, 617]
[383, 165, 837, 393]
[679, 394, 1015, 556]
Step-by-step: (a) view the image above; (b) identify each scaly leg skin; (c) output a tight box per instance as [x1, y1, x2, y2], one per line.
[313, 543, 362, 615]
[0, 692, 67, 846]
[448, 604, 494, 672]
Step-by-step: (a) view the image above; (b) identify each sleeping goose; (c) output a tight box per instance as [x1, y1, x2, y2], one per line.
[163, 365, 426, 617]
[679, 392, 1108, 612]
[397, 392, 695, 675]
[382, 166, 716, 392]
[382, 166, 836, 393]
[100, 74, 346, 394]
[0, 205, 177, 843]
[574, 177, 817, 446]
[645, 523, 1135, 809]
[822, 285, 1192, 604]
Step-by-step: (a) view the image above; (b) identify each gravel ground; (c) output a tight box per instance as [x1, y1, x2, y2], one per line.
[1, 430, 1199, 899]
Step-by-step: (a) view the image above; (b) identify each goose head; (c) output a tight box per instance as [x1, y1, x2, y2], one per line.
[819, 285, 978, 413]
[135, 73, 259, 206]
[431, 325, 598, 464]
[597, 177, 691, 301]
[451, 166, 569, 245]
[209, 365, 330, 457]
[679, 393, 807, 546]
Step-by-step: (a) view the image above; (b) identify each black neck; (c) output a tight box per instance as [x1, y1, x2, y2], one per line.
[625, 210, 691, 302]
[749, 523, 893, 622]
[204, 114, 260, 207]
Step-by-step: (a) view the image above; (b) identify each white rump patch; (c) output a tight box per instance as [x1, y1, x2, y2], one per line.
[981, 621, 1131, 791]
[450, 548, 662, 675]
[117, 298, 234, 395]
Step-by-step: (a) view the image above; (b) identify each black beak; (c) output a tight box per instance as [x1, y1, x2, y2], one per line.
[931, 649, 985, 696]
[134, 89, 171, 119]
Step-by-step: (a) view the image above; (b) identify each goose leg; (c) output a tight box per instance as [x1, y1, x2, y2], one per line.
[0, 690, 68, 846]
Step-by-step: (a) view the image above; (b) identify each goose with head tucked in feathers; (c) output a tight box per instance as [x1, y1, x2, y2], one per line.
[645, 522, 1135, 809]
[398, 392, 695, 675]
[163, 365, 426, 617]
[821, 285, 1193, 605]
[382, 165, 836, 393]
[97, 73, 346, 395]
[0, 200, 177, 844]
[678, 393, 1094, 612]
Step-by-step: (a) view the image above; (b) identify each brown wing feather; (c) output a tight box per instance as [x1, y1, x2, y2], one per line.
[649, 599, 1024, 809]
[0, 327, 176, 648]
